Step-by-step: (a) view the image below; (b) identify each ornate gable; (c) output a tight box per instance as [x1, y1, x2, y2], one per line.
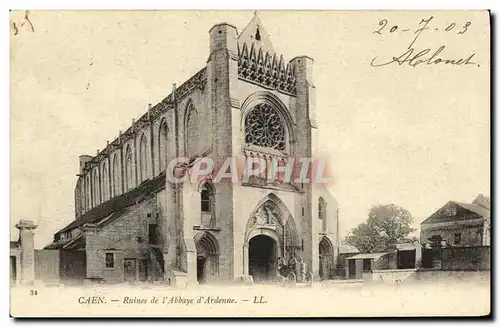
[238, 12, 275, 56]
[237, 12, 297, 96]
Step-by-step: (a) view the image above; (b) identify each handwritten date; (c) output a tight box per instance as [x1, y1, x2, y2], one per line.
[374, 17, 471, 36]
[371, 16, 479, 68]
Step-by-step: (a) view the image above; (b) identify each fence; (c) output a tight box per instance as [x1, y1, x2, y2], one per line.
[422, 246, 490, 270]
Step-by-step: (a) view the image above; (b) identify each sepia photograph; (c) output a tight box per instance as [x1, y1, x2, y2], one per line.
[9, 9, 491, 318]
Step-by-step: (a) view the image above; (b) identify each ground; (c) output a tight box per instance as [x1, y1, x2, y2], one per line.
[10, 278, 490, 317]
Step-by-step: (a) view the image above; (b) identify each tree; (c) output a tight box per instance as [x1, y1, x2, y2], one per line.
[345, 204, 416, 253]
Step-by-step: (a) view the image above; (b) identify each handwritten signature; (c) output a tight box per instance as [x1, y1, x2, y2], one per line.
[371, 45, 477, 68]
[371, 16, 479, 68]
[11, 10, 34, 36]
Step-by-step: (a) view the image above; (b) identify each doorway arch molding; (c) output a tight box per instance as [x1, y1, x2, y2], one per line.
[242, 193, 300, 278]
[194, 231, 219, 283]
[244, 193, 297, 245]
[194, 231, 219, 256]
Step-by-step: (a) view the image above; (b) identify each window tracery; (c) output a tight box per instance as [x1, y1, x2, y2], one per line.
[244, 103, 286, 151]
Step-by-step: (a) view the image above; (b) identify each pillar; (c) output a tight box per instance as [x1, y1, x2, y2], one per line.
[290, 55, 318, 279]
[82, 223, 100, 279]
[207, 22, 238, 282]
[242, 244, 249, 277]
[15, 220, 37, 285]
[163, 181, 178, 273]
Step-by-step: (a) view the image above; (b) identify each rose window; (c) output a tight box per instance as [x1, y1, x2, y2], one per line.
[244, 103, 286, 151]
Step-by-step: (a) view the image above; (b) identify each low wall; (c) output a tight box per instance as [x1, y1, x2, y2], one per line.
[364, 268, 490, 285]
[34, 250, 60, 285]
[415, 269, 490, 282]
[364, 269, 417, 284]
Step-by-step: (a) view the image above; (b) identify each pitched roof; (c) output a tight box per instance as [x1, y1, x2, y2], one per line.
[339, 245, 360, 254]
[54, 172, 166, 237]
[44, 233, 86, 250]
[421, 200, 490, 225]
[454, 202, 490, 218]
[473, 194, 490, 209]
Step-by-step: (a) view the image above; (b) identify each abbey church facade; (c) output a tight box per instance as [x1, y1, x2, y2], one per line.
[46, 14, 340, 285]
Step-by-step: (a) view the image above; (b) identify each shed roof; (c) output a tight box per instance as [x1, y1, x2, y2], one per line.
[346, 252, 389, 260]
[339, 245, 360, 254]
[394, 243, 419, 251]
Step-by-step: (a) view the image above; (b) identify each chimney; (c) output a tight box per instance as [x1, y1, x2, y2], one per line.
[473, 194, 490, 209]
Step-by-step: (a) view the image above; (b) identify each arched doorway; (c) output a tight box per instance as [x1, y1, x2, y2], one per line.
[319, 236, 334, 280]
[249, 235, 277, 283]
[194, 232, 219, 284]
[244, 194, 300, 282]
[197, 256, 207, 284]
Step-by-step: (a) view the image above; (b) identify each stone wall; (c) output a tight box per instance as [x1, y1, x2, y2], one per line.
[34, 250, 60, 285]
[422, 246, 490, 270]
[364, 268, 490, 285]
[421, 219, 485, 246]
[60, 250, 86, 283]
[85, 198, 157, 283]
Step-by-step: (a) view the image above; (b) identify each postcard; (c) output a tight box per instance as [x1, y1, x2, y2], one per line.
[10, 10, 491, 317]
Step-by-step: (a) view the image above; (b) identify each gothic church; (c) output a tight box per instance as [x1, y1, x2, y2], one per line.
[46, 13, 340, 285]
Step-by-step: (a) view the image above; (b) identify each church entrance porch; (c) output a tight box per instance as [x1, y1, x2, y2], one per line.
[243, 194, 301, 284]
[319, 236, 334, 280]
[249, 235, 277, 283]
[194, 232, 220, 284]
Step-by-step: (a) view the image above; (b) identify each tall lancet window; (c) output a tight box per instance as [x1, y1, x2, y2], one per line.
[200, 182, 215, 227]
[77, 179, 84, 215]
[318, 197, 327, 231]
[101, 162, 109, 202]
[93, 171, 100, 206]
[112, 154, 120, 197]
[158, 121, 168, 172]
[86, 175, 91, 210]
[244, 103, 286, 151]
[139, 134, 148, 182]
[185, 102, 199, 157]
[125, 146, 133, 191]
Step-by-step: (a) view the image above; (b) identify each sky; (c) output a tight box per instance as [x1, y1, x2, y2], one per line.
[10, 11, 490, 249]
